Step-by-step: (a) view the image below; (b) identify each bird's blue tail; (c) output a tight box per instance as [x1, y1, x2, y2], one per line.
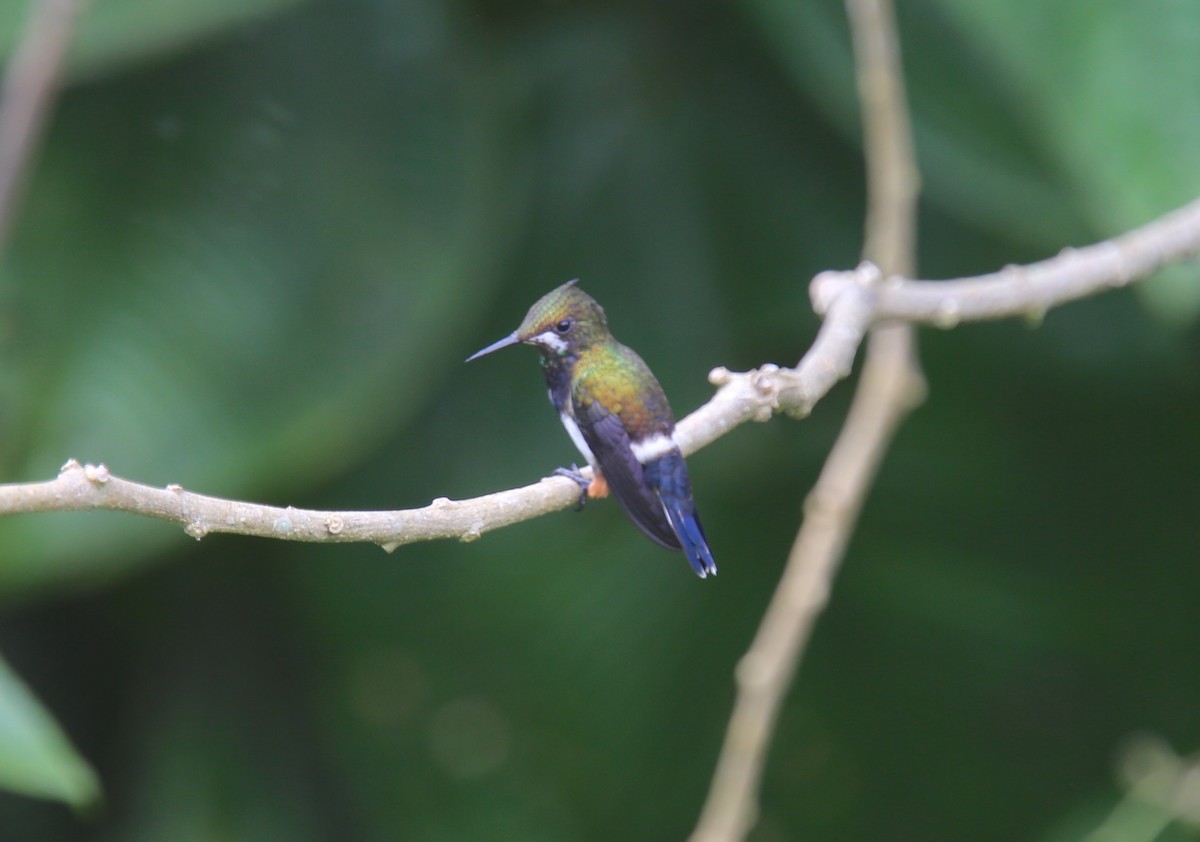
[645, 451, 717, 578]
[662, 496, 717, 578]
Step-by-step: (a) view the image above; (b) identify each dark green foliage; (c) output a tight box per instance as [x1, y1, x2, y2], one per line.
[0, 0, 1197, 839]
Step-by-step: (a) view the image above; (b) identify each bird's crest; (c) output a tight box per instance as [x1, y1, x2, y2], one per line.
[516, 280, 609, 352]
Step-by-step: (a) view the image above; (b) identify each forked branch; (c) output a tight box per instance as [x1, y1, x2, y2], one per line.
[1, 195, 1197, 544]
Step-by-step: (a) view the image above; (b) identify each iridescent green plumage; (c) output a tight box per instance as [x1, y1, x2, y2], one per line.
[572, 344, 674, 439]
[467, 281, 716, 578]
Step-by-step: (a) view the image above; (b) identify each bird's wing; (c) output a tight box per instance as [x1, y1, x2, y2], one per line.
[576, 401, 680, 550]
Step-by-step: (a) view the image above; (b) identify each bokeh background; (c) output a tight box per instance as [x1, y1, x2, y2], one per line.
[0, 0, 1198, 839]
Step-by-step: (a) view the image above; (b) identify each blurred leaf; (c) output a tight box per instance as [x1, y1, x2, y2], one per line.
[0, 2, 1198, 841]
[744, 0, 1200, 323]
[0, 652, 99, 808]
[0, 0, 305, 78]
[930, 0, 1200, 320]
[1140, 264, 1200, 325]
[0, 0, 514, 595]
[741, 0, 1090, 251]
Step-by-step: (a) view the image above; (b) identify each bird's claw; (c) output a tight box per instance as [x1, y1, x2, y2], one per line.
[553, 464, 590, 511]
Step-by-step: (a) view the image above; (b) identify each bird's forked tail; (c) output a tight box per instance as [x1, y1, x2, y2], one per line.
[645, 450, 717, 579]
[662, 496, 717, 578]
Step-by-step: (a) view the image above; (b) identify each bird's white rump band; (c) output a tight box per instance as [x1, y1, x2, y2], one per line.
[630, 432, 676, 464]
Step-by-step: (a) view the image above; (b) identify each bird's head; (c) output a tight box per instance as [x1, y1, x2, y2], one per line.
[466, 280, 610, 362]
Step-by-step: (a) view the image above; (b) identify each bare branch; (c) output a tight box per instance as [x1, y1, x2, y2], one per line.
[0, 459, 593, 549]
[691, 1, 923, 839]
[0, 0, 1196, 831]
[0, 0, 79, 252]
[0, 281, 881, 546]
[813, 196, 1200, 327]
[0, 4, 1193, 569]
[851, 0, 919, 276]
[0, 193, 1195, 546]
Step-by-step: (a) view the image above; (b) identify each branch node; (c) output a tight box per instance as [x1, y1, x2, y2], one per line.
[773, 369, 815, 419]
[749, 366, 783, 421]
[184, 520, 207, 540]
[459, 525, 483, 543]
[59, 457, 80, 475]
[1097, 241, 1134, 288]
[325, 515, 345, 535]
[83, 463, 110, 485]
[708, 366, 733, 386]
[932, 299, 961, 329]
[810, 263, 879, 314]
[166, 483, 184, 493]
[809, 270, 845, 315]
[855, 260, 884, 285]
[430, 496, 452, 508]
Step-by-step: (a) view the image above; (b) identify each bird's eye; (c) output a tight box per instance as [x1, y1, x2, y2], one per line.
[554, 319, 572, 334]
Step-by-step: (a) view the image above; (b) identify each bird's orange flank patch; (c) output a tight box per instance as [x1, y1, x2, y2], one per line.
[587, 471, 610, 499]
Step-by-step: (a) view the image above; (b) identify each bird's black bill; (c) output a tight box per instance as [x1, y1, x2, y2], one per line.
[465, 331, 520, 362]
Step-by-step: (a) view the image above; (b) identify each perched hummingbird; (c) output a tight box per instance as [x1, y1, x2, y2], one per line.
[466, 280, 717, 578]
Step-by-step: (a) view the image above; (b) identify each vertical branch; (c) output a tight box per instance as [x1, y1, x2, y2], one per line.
[0, 0, 79, 255]
[689, 1, 922, 840]
[1083, 737, 1200, 842]
[850, 0, 919, 276]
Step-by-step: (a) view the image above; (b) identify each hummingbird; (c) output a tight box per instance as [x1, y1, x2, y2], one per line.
[466, 280, 717, 578]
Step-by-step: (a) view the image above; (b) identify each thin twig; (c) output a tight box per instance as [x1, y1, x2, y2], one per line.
[690, 1, 922, 838]
[1084, 736, 1200, 841]
[0, 0, 79, 253]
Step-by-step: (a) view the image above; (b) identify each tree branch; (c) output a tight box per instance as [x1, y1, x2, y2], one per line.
[812, 196, 1200, 326]
[691, 0, 923, 838]
[1084, 736, 1200, 841]
[0, 0, 79, 253]
[1, 192, 1197, 545]
[0, 0, 1196, 832]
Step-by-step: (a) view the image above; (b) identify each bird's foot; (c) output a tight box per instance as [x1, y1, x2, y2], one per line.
[553, 465, 591, 511]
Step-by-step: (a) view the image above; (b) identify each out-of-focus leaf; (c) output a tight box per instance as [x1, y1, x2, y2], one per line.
[745, 0, 1200, 320]
[0, 0, 305, 79]
[0, 0, 514, 595]
[1138, 264, 1200, 325]
[1, 2, 1198, 841]
[741, 0, 1089, 251]
[0, 652, 99, 808]
[930, 0, 1200, 321]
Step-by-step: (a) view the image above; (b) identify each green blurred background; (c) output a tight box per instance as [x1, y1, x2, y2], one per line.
[0, 0, 1198, 839]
